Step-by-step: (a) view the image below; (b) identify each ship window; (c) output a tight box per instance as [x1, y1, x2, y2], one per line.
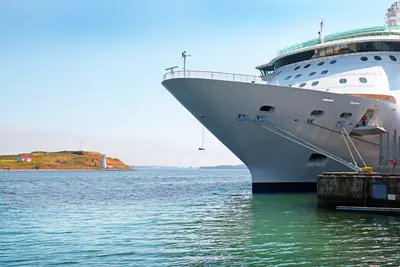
[289, 84, 292, 87]
[340, 112, 352, 118]
[285, 76, 291, 80]
[374, 56, 382, 61]
[360, 56, 368, 61]
[390, 55, 397, 62]
[304, 64, 311, 69]
[294, 66, 301, 70]
[299, 83, 306, 87]
[329, 60, 337, 64]
[312, 81, 319, 86]
[317, 62, 325, 66]
[295, 74, 302, 78]
[359, 77, 367, 83]
[310, 110, 324, 117]
[309, 72, 316, 76]
[260, 105, 275, 113]
[339, 78, 347, 84]
[321, 70, 329, 75]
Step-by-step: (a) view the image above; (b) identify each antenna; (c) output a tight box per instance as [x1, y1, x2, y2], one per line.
[181, 51, 191, 77]
[319, 19, 325, 43]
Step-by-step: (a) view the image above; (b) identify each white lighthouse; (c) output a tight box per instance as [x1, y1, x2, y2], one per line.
[102, 154, 107, 169]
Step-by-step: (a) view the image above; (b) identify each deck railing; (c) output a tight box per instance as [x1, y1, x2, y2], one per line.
[163, 70, 264, 84]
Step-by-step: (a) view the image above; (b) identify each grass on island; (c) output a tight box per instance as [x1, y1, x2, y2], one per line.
[0, 151, 130, 170]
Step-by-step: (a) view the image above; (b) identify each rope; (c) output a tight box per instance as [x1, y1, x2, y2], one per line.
[340, 128, 357, 167]
[248, 118, 361, 172]
[261, 119, 353, 165]
[341, 126, 367, 167]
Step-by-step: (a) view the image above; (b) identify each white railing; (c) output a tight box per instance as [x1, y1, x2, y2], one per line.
[163, 70, 264, 84]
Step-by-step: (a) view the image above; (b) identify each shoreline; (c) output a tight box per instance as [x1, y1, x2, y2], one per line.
[0, 169, 135, 172]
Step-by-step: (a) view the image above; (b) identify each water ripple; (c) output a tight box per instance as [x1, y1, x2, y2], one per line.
[1, 169, 400, 266]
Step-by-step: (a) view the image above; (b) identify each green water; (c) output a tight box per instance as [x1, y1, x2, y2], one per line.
[1, 169, 399, 266]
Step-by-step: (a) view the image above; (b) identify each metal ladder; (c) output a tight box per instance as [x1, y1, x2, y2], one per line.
[242, 115, 365, 172]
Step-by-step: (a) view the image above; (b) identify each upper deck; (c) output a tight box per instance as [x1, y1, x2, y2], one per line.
[278, 26, 400, 56]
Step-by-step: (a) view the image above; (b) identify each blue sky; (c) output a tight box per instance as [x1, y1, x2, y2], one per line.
[0, 0, 395, 166]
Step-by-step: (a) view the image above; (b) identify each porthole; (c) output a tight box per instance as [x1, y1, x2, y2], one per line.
[299, 83, 306, 88]
[312, 81, 319, 86]
[317, 62, 325, 66]
[260, 105, 275, 113]
[304, 64, 311, 69]
[295, 74, 302, 78]
[359, 77, 367, 84]
[310, 110, 324, 117]
[339, 78, 347, 84]
[321, 70, 329, 75]
[340, 112, 352, 118]
[309, 72, 316, 76]
[390, 55, 397, 62]
[285, 76, 291, 80]
[360, 56, 368, 61]
[329, 60, 337, 64]
[289, 84, 292, 87]
[294, 66, 301, 70]
[374, 56, 382, 61]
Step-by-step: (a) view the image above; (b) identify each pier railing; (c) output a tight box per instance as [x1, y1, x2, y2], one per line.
[163, 70, 264, 84]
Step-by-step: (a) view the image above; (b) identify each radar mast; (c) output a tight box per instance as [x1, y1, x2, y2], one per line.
[318, 19, 325, 43]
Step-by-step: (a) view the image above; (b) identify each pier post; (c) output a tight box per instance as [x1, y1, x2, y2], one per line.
[398, 136, 400, 159]
[394, 130, 398, 161]
[386, 131, 390, 166]
[379, 134, 383, 165]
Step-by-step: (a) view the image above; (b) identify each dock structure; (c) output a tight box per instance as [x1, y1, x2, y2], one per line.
[317, 172, 400, 213]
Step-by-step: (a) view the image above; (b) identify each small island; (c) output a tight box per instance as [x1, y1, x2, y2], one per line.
[0, 151, 132, 171]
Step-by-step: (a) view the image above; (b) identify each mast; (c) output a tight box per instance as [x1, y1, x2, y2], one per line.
[181, 51, 191, 77]
[319, 19, 325, 43]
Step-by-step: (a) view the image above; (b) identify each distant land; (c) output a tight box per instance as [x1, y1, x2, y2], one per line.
[198, 164, 247, 170]
[0, 151, 131, 170]
[131, 164, 248, 170]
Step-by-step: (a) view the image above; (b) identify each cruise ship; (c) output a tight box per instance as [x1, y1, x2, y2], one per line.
[162, 2, 400, 193]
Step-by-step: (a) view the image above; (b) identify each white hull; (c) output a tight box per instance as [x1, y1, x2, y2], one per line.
[162, 78, 400, 192]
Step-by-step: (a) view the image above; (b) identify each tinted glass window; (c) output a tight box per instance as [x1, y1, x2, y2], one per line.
[285, 76, 291, 80]
[310, 110, 324, 116]
[309, 72, 316, 76]
[360, 57, 368, 61]
[321, 70, 328, 75]
[295, 74, 302, 78]
[262, 41, 400, 73]
[294, 66, 301, 70]
[299, 83, 306, 87]
[304, 64, 311, 69]
[390, 55, 397, 62]
[374, 56, 382, 61]
[260, 106, 275, 112]
[359, 77, 367, 83]
[339, 78, 347, 84]
[274, 50, 315, 69]
[312, 81, 319, 86]
[317, 62, 325, 66]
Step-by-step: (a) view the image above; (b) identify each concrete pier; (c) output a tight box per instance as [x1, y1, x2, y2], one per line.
[317, 172, 400, 212]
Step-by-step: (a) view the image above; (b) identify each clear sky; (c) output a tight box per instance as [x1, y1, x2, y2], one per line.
[0, 0, 396, 167]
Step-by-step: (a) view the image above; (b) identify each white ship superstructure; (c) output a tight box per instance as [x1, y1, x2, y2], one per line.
[162, 2, 400, 193]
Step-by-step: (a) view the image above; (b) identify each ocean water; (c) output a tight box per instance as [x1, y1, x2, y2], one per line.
[1, 169, 400, 266]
